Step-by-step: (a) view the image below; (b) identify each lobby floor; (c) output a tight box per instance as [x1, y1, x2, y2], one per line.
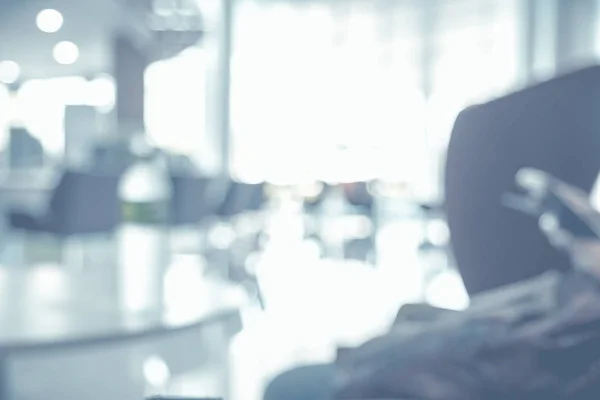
[226, 214, 468, 400]
[0, 209, 468, 400]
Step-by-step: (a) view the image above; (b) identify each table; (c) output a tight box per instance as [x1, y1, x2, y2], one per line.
[0, 261, 246, 400]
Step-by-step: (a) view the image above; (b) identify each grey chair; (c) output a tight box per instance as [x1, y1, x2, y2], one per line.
[445, 65, 600, 296]
[206, 181, 266, 307]
[9, 170, 120, 265]
[10, 170, 120, 235]
[216, 181, 265, 218]
[343, 181, 374, 213]
[170, 175, 214, 226]
[246, 182, 267, 212]
[91, 142, 133, 174]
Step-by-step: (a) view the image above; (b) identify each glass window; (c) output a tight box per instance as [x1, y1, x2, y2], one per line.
[231, 0, 423, 184]
[6, 76, 116, 160]
[230, 0, 521, 189]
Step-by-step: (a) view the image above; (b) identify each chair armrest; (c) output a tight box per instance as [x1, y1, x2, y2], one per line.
[9, 210, 45, 231]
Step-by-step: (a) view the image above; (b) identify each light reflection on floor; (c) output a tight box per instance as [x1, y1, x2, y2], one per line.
[229, 213, 469, 400]
[0, 209, 469, 400]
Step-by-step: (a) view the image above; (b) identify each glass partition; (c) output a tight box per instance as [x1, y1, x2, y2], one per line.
[230, 0, 521, 193]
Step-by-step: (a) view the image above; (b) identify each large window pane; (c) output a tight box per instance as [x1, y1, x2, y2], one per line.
[145, 46, 205, 157]
[426, 0, 520, 198]
[231, 0, 423, 184]
[231, 0, 521, 190]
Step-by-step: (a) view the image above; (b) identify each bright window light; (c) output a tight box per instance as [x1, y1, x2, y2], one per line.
[53, 41, 79, 65]
[230, 1, 520, 184]
[36, 9, 64, 33]
[17, 78, 66, 156]
[0, 61, 20, 84]
[144, 47, 205, 156]
[86, 75, 115, 109]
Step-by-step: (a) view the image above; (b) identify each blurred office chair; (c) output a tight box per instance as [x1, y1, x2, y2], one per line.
[303, 182, 332, 214]
[247, 182, 267, 212]
[217, 181, 265, 218]
[341, 182, 376, 263]
[9, 170, 120, 266]
[91, 142, 133, 174]
[342, 181, 374, 213]
[169, 175, 227, 256]
[170, 175, 214, 226]
[445, 65, 600, 296]
[168, 154, 203, 176]
[207, 181, 266, 306]
[214, 181, 268, 253]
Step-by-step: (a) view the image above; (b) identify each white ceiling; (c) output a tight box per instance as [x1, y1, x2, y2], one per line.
[0, 0, 202, 81]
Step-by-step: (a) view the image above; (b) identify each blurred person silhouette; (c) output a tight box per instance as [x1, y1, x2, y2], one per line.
[263, 65, 600, 400]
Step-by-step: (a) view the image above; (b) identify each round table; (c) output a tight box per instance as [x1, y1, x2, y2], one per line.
[0, 262, 246, 400]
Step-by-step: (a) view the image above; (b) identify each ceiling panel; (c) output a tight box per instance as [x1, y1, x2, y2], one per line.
[0, 0, 202, 81]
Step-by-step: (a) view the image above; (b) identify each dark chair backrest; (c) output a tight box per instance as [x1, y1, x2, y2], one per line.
[170, 175, 213, 225]
[49, 170, 120, 235]
[246, 183, 266, 212]
[343, 181, 373, 210]
[218, 181, 263, 217]
[445, 65, 600, 296]
[90, 142, 133, 174]
[304, 182, 331, 211]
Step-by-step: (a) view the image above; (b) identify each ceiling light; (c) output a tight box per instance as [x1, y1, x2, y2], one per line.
[53, 41, 79, 65]
[36, 9, 63, 33]
[0, 61, 20, 84]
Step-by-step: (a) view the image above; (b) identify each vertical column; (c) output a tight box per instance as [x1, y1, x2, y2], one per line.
[530, 0, 558, 81]
[113, 35, 149, 138]
[555, 0, 598, 73]
[518, 0, 553, 85]
[420, 0, 440, 201]
[498, 0, 599, 87]
[203, 0, 234, 176]
[419, 0, 435, 101]
[517, 0, 538, 85]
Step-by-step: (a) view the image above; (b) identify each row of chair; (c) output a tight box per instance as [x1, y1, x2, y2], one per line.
[302, 181, 374, 214]
[8, 170, 266, 238]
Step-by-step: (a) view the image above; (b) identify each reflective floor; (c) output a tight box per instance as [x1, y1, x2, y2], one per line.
[227, 207, 469, 400]
[0, 204, 469, 400]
